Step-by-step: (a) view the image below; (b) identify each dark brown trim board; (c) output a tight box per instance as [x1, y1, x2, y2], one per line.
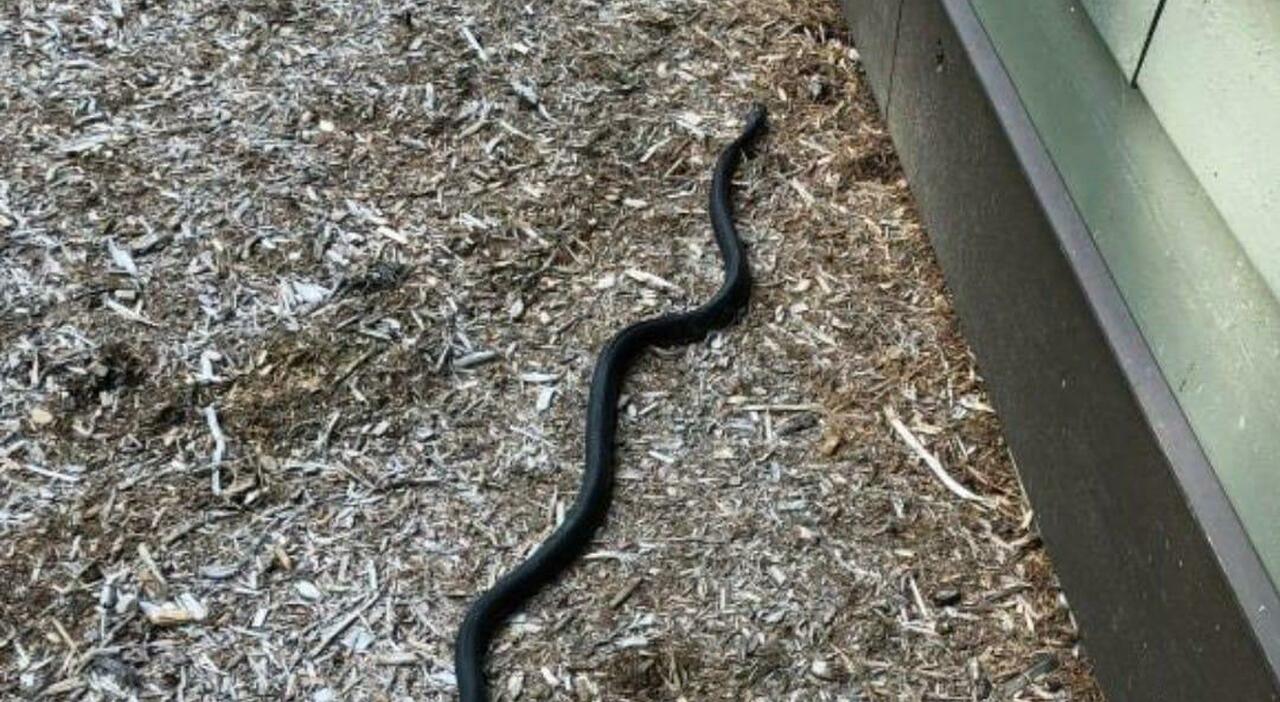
[838, 0, 1280, 699]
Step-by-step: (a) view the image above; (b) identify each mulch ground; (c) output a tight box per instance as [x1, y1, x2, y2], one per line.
[0, 0, 1103, 699]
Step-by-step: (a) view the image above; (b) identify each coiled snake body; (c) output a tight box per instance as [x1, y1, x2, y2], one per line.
[455, 105, 769, 701]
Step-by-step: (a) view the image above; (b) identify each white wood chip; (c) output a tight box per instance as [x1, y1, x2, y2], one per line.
[886, 405, 990, 507]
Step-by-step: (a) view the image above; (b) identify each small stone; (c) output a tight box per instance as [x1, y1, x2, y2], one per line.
[932, 588, 963, 607]
[29, 408, 54, 426]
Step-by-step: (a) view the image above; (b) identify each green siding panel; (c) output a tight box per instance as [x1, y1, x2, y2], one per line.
[972, 0, 1280, 584]
[1081, 0, 1161, 77]
[1139, 0, 1280, 300]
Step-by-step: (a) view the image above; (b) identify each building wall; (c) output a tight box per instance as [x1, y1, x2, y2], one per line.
[840, 0, 1280, 696]
[973, 0, 1280, 584]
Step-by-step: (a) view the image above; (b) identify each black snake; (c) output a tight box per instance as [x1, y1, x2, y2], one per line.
[455, 104, 769, 702]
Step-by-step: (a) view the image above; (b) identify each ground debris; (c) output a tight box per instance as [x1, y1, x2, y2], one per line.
[0, 0, 1100, 699]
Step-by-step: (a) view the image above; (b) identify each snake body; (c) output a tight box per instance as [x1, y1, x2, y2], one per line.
[455, 105, 769, 702]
